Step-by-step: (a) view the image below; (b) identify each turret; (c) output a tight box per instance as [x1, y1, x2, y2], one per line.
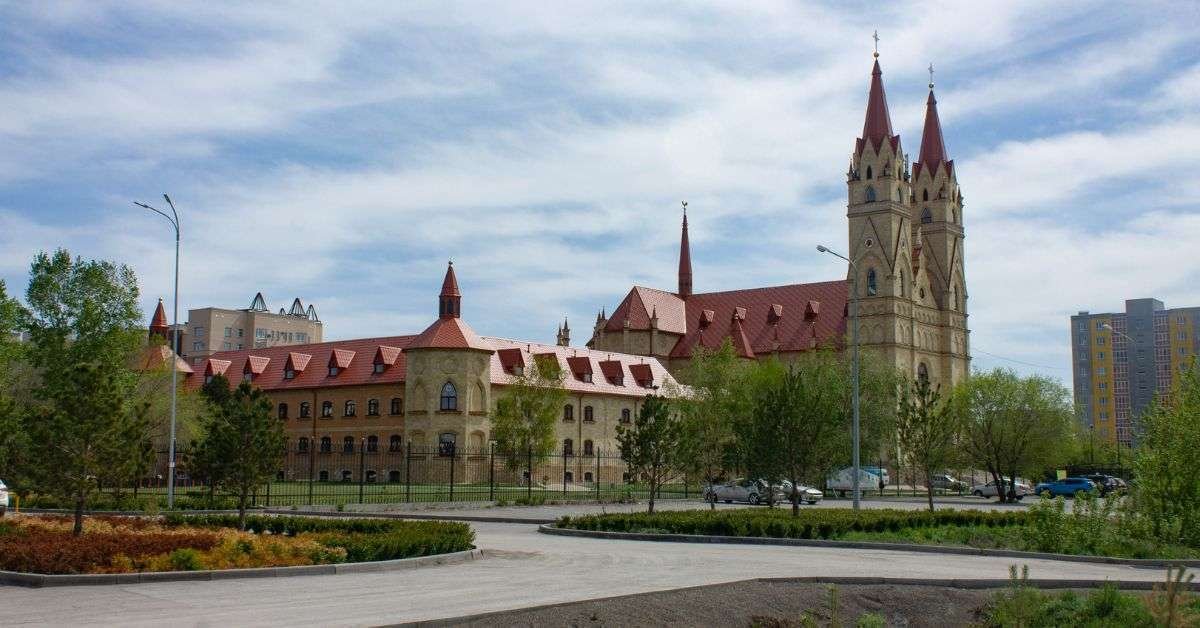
[438, 261, 461, 318]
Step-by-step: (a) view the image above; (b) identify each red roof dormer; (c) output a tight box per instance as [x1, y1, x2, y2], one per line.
[629, 363, 654, 388]
[767, 303, 783, 324]
[373, 345, 401, 374]
[284, 352, 311, 380]
[328, 349, 354, 377]
[598, 359, 625, 386]
[497, 348, 525, 375]
[243, 356, 269, 381]
[805, 300, 820, 321]
[566, 356, 594, 383]
[204, 358, 231, 383]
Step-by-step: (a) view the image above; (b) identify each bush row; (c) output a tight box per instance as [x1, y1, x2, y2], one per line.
[558, 508, 1028, 540]
[0, 526, 221, 575]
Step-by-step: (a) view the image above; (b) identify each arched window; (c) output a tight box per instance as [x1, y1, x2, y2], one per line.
[438, 432, 456, 457]
[866, 165, 873, 179]
[388, 470, 401, 483]
[583, 439, 594, 456]
[321, 401, 333, 418]
[621, 408, 631, 424]
[340, 469, 352, 482]
[342, 436, 355, 453]
[563, 404, 574, 421]
[318, 470, 329, 482]
[365, 470, 378, 483]
[390, 397, 402, 415]
[917, 363, 929, 384]
[583, 406, 594, 422]
[563, 438, 574, 456]
[277, 403, 289, 419]
[344, 400, 356, 416]
[299, 402, 311, 418]
[320, 437, 332, 453]
[366, 435, 379, 453]
[298, 437, 310, 453]
[866, 268, 878, 296]
[921, 207, 932, 224]
[565, 471, 574, 483]
[865, 186, 876, 202]
[439, 382, 458, 411]
[389, 434, 402, 452]
[923, 189, 929, 201]
[367, 399, 379, 416]
[584, 471, 594, 483]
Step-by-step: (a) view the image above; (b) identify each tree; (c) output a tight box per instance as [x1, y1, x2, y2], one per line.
[896, 376, 959, 512]
[491, 357, 567, 471]
[0, 280, 31, 495]
[676, 340, 745, 508]
[25, 363, 148, 535]
[617, 395, 681, 513]
[953, 368, 1074, 503]
[1132, 367, 1200, 546]
[197, 376, 285, 530]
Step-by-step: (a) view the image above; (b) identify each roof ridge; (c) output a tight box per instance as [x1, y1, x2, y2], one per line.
[691, 278, 849, 298]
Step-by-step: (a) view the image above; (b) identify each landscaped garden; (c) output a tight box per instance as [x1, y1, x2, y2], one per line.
[556, 494, 1200, 560]
[0, 514, 474, 575]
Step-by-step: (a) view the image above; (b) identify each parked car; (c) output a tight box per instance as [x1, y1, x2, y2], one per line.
[970, 478, 1030, 499]
[1083, 474, 1125, 496]
[929, 474, 968, 492]
[705, 479, 786, 505]
[0, 479, 8, 516]
[826, 467, 886, 497]
[778, 480, 824, 505]
[1033, 477, 1097, 498]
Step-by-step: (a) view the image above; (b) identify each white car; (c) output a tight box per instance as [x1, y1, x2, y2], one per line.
[705, 479, 785, 505]
[970, 478, 1030, 499]
[778, 480, 824, 505]
[0, 479, 8, 516]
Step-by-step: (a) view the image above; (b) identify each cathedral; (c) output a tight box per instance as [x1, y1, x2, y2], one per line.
[589, 54, 971, 389]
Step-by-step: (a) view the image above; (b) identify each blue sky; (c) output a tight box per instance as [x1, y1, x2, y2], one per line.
[2, 2, 1198, 382]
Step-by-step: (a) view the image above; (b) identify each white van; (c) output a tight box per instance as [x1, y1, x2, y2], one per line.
[825, 467, 885, 498]
[0, 479, 8, 516]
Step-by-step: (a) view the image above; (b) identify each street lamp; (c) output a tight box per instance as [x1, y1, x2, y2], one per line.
[135, 195, 181, 509]
[817, 244, 861, 511]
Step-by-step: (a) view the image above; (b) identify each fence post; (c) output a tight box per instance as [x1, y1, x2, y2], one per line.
[684, 473, 689, 499]
[308, 440, 315, 507]
[595, 450, 601, 502]
[526, 446, 533, 501]
[358, 438, 366, 504]
[488, 441, 495, 502]
[562, 449, 568, 498]
[405, 441, 412, 503]
[265, 478, 271, 508]
[449, 446, 456, 502]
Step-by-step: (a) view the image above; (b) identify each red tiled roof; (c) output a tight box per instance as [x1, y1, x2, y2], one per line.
[374, 345, 401, 366]
[131, 344, 194, 374]
[605, 286, 686, 334]
[440, 262, 461, 297]
[244, 355, 270, 375]
[629, 363, 654, 386]
[566, 356, 594, 379]
[286, 352, 312, 372]
[186, 335, 415, 391]
[406, 316, 492, 352]
[486, 338, 675, 397]
[329, 349, 355, 369]
[497, 348, 524, 373]
[149, 299, 169, 336]
[204, 359, 232, 377]
[667, 280, 849, 359]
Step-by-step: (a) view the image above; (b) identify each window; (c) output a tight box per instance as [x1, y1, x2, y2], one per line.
[921, 207, 932, 224]
[367, 399, 380, 416]
[390, 398, 402, 415]
[241, 370, 251, 382]
[328, 366, 340, 377]
[583, 406, 594, 422]
[204, 374, 214, 384]
[284, 368, 296, 380]
[1098, 352, 1104, 360]
[341, 469, 353, 482]
[866, 268, 877, 296]
[1097, 367, 1106, 376]
[621, 408, 631, 424]
[365, 470, 377, 483]
[1096, 382, 1107, 390]
[864, 186, 876, 202]
[237, 344, 243, 350]
[194, 327, 205, 337]
[1097, 337, 1106, 346]
[565, 471, 574, 483]
[224, 327, 232, 337]
[224, 342, 233, 350]
[389, 435, 402, 452]
[318, 470, 329, 482]
[367, 435, 379, 453]
[583, 439, 594, 456]
[344, 400, 356, 416]
[563, 439, 574, 456]
[563, 404, 574, 421]
[581, 372, 593, 383]
[917, 363, 929, 384]
[320, 437, 332, 453]
[374, 362, 386, 374]
[194, 342, 204, 351]
[584, 472, 593, 483]
[1096, 321, 1105, 330]
[299, 402, 311, 418]
[866, 165, 873, 179]
[238, 328, 244, 338]
[278, 403, 289, 419]
[343, 436, 354, 453]
[438, 432, 456, 457]
[440, 382, 458, 411]
[1100, 397, 1109, 405]
[321, 401, 333, 418]
[298, 437, 309, 453]
[388, 470, 401, 483]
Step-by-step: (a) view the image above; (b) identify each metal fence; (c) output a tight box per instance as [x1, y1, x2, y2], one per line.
[134, 443, 699, 507]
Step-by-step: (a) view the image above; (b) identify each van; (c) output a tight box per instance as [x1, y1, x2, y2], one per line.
[826, 467, 884, 497]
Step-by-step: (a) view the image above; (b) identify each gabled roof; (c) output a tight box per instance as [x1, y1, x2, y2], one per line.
[187, 335, 415, 391]
[244, 355, 270, 375]
[374, 345, 402, 366]
[598, 359, 625, 384]
[486, 338, 677, 398]
[406, 316, 492, 352]
[204, 359, 232, 377]
[131, 344, 194, 374]
[329, 349, 355, 369]
[286, 352, 312, 372]
[605, 286, 687, 334]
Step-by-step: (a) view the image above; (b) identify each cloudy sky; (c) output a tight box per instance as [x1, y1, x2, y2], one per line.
[1, 2, 1197, 382]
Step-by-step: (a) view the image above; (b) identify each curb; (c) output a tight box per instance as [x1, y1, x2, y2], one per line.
[0, 548, 482, 588]
[538, 525, 1200, 569]
[395, 575, 1200, 627]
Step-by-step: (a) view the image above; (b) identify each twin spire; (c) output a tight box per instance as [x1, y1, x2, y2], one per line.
[858, 47, 949, 169]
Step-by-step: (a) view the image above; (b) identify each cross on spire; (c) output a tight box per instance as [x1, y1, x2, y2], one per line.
[681, 200, 687, 215]
[872, 30, 880, 58]
[928, 63, 935, 89]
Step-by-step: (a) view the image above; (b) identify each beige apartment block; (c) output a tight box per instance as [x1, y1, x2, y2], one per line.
[180, 292, 323, 365]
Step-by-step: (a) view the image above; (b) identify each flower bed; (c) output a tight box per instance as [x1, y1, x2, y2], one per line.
[0, 514, 474, 575]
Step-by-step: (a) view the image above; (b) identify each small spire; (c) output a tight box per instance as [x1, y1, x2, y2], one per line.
[861, 56, 895, 149]
[917, 75, 948, 172]
[678, 202, 693, 299]
[149, 298, 170, 341]
[438, 261, 462, 318]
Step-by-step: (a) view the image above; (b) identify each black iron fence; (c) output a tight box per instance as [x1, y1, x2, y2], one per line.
[132, 443, 699, 508]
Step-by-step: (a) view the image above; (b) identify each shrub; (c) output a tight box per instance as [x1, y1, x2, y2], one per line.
[168, 548, 202, 571]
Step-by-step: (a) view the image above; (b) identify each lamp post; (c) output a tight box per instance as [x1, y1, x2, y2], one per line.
[135, 195, 180, 509]
[817, 244, 861, 511]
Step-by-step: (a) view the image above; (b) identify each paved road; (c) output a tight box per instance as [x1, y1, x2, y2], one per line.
[1, 519, 1170, 627]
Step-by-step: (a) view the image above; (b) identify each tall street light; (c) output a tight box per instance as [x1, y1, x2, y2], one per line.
[135, 195, 181, 509]
[817, 244, 861, 511]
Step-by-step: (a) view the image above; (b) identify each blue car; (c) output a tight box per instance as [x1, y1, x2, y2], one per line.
[1033, 477, 1097, 498]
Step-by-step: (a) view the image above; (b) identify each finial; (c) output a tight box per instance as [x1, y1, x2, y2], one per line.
[872, 30, 880, 58]
[927, 63, 934, 89]
[448, 259, 453, 266]
[681, 200, 687, 216]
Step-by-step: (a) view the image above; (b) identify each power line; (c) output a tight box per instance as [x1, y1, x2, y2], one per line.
[973, 347, 1067, 371]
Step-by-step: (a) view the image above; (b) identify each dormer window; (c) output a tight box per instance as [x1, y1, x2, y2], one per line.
[284, 369, 296, 380]
[328, 366, 340, 377]
[582, 372, 593, 383]
[243, 372, 253, 382]
[204, 374, 214, 384]
[373, 362, 385, 374]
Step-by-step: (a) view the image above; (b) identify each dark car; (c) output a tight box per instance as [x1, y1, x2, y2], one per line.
[1083, 474, 1124, 496]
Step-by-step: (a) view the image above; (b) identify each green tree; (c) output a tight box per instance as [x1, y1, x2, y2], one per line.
[676, 340, 745, 508]
[25, 363, 148, 535]
[197, 376, 285, 530]
[491, 357, 568, 471]
[953, 368, 1074, 503]
[1132, 367, 1200, 545]
[896, 376, 960, 512]
[0, 280, 31, 493]
[617, 395, 681, 513]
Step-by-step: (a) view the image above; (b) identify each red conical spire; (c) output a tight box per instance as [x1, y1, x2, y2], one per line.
[439, 261, 461, 318]
[917, 86, 948, 173]
[861, 59, 895, 150]
[149, 298, 170, 340]
[678, 203, 692, 298]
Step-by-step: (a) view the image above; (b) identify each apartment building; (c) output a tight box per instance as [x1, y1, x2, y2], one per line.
[179, 292, 323, 365]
